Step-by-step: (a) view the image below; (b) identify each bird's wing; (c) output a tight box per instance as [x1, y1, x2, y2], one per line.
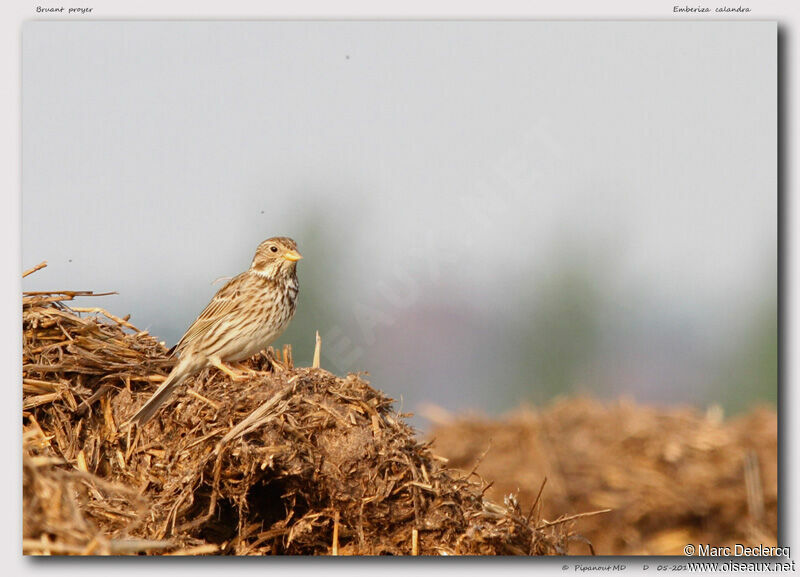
[175, 272, 248, 353]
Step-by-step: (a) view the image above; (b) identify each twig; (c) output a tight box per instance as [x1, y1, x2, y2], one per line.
[23, 393, 61, 410]
[23, 261, 48, 278]
[332, 511, 340, 555]
[76, 384, 112, 416]
[538, 508, 612, 529]
[187, 389, 221, 411]
[23, 538, 173, 555]
[526, 477, 548, 523]
[466, 439, 493, 480]
[165, 543, 219, 556]
[71, 307, 137, 330]
[215, 387, 293, 451]
[744, 450, 765, 524]
[312, 331, 321, 369]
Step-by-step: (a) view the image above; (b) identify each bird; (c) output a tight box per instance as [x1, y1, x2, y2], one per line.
[127, 236, 302, 425]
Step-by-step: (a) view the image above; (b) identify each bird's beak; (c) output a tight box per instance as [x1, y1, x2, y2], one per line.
[283, 249, 303, 262]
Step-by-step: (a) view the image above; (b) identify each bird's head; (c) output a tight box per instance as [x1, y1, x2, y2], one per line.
[250, 236, 302, 279]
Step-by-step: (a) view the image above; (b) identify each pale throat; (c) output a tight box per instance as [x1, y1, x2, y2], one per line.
[251, 266, 275, 279]
[251, 263, 297, 286]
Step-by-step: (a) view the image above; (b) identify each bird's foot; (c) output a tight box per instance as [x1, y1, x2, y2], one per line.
[210, 358, 257, 382]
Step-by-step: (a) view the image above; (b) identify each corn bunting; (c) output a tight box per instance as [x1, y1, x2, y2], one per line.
[128, 237, 302, 425]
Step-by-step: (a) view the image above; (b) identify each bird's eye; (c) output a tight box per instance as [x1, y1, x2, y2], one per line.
[270, 246, 278, 253]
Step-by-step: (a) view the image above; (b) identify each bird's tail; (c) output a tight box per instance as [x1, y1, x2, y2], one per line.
[126, 356, 198, 426]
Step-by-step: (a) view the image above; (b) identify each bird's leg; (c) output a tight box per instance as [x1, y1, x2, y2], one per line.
[209, 357, 252, 382]
[229, 361, 262, 376]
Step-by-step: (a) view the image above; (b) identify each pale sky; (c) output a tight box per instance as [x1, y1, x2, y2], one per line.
[22, 21, 776, 414]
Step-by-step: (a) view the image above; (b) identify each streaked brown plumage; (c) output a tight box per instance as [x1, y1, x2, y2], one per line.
[128, 237, 302, 425]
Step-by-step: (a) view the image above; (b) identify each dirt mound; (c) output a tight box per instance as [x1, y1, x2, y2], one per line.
[22, 278, 578, 555]
[427, 398, 778, 555]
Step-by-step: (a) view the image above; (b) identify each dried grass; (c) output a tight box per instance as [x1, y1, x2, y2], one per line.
[427, 398, 778, 555]
[22, 267, 579, 556]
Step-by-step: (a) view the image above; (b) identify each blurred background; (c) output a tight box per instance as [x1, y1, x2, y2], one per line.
[22, 21, 776, 427]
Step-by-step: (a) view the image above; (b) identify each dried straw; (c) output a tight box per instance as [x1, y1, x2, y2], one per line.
[22, 266, 581, 555]
[427, 398, 778, 555]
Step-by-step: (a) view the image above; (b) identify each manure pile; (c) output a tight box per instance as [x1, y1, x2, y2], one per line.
[22, 276, 581, 556]
[427, 398, 778, 555]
